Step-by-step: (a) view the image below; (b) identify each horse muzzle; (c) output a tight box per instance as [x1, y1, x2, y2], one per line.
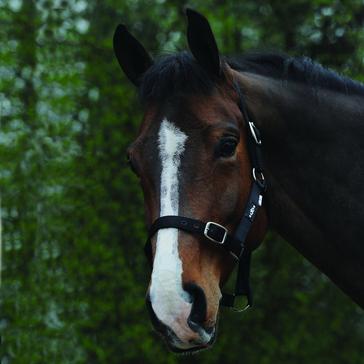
[146, 283, 217, 352]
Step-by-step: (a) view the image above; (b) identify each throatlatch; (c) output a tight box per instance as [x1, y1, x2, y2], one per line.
[144, 80, 266, 311]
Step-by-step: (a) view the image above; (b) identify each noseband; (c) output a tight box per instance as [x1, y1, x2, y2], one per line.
[144, 81, 266, 311]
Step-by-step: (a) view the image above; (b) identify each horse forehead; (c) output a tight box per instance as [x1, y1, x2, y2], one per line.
[139, 116, 188, 146]
[158, 118, 188, 147]
[134, 95, 240, 164]
[141, 92, 238, 132]
[133, 117, 189, 171]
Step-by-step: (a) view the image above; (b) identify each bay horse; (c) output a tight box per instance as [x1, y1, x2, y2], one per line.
[113, 8, 364, 353]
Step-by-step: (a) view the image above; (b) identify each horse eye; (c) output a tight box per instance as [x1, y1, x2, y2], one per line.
[218, 138, 238, 158]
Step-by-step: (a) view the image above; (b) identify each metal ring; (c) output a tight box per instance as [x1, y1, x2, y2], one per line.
[232, 303, 251, 313]
[248, 122, 262, 145]
[252, 168, 265, 182]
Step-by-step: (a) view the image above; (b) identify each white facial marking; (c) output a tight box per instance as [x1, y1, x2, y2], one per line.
[149, 119, 194, 341]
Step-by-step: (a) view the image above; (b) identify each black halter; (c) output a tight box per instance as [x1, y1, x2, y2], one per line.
[144, 81, 266, 311]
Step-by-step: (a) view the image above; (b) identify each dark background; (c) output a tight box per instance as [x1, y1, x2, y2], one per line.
[1, 0, 364, 363]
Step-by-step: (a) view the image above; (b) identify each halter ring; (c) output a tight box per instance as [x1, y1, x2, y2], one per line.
[248, 122, 262, 145]
[252, 168, 265, 183]
[232, 302, 251, 313]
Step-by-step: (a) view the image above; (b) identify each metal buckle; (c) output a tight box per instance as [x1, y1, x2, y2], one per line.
[229, 251, 240, 261]
[204, 222, 228, 245]
[252, 167, 265, 183]
[248, 122, 262, 145]
[232, 301, 251, 313]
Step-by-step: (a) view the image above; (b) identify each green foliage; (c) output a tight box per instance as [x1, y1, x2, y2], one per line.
[1, 0, 363, 363]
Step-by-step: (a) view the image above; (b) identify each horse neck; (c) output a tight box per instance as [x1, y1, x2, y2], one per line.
[239, 72, 364, 307]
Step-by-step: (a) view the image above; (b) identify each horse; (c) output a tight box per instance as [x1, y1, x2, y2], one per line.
[113, 8, 364, 353]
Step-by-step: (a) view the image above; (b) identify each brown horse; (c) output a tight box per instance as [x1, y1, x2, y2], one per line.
[113, 8, 364, 353]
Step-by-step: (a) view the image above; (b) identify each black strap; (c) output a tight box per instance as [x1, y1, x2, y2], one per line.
[144, 179, 264, 309]
[234, 80, 265, 179]
[220, 250, 252, 308]
[146, 216, 243, 260]
[218, 181, 263, 309]
[218, 82, 265, 310]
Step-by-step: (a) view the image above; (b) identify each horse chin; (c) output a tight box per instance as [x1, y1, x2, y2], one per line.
[166, 330, 217, 355]
[168, 344, 210, 355]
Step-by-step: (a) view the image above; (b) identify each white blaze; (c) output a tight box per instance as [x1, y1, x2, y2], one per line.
[149, 118, 192, 337]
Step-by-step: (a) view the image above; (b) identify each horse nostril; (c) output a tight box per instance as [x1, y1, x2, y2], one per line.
[183, 283, 207, 330]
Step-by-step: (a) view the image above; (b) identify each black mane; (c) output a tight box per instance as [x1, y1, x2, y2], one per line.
[229, 52, 364, 96]
[139, 51, 364, 103]
[139, 52, 215, 103]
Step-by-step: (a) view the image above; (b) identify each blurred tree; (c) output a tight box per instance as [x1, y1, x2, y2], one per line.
[1, 0, 363, 363]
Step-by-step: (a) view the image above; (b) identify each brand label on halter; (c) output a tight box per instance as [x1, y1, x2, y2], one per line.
[246, 203, 257, 221]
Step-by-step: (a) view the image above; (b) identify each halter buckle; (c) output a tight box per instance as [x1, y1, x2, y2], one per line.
[248, 122, 262, 145]
[252, 167, 265, 183]
[232, 302, 251, 313]
[204, 222, 228, 245]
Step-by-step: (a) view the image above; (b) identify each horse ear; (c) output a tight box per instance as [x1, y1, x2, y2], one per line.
[186, 8, 221, 77]
[113, 24, 153, 87]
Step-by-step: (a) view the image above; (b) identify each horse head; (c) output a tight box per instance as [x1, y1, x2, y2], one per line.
[113, 9, 268, 352]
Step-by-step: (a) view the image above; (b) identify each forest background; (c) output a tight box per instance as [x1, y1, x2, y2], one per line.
[1, 0, 364, 363]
